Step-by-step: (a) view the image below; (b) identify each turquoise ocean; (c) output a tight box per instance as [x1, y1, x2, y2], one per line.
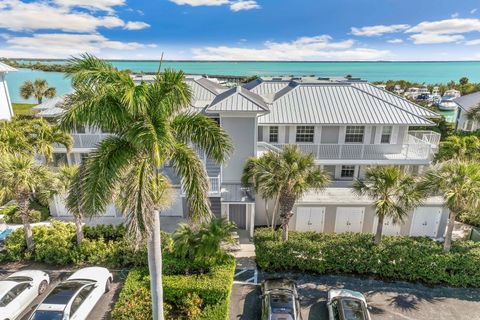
[6, 61, 480, 106]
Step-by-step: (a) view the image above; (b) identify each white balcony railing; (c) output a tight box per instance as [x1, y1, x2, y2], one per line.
[181, 176, 221, 195]
[408, 130, 441, 147]
[264, 134, 436, 162]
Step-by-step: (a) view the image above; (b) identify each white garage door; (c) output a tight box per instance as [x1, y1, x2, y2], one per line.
[410, 207, 442, 237]
[373, 216, 401, 236]
[295, 207, 325, 232]
[335, 207, 364, 233]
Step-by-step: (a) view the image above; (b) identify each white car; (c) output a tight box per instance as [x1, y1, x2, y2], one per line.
[28, 267, 113, 320]
[0, 270, 50, 320]
[327, 289, 371, 320]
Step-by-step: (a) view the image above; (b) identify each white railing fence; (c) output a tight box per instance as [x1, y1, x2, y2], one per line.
[54, 133, 112, 149]
[408, 130, 441, 147]
[181, 175, 221, 195]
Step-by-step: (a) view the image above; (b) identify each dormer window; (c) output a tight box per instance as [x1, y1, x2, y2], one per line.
[296, 126, 314, 143]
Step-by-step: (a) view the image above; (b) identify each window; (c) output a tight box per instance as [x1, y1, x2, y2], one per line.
[331, 299, 340, 320]
[345, 126, 364, 143]
[52, 153, 67, 167]
[0, 283, 30, 306]
[75, 125, 85, 134]
[269, 126, 279, 143]
[341, 165, 355, 178]
[70, 285, 95, 315]
[296, 126, 314, 143]
[381, 126, 392, 144]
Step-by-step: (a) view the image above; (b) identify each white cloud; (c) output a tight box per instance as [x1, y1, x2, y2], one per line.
[169, 0, 230, 6]
[192, 35, 389, 61]
[407, 18, 480, 35]
[4, 33, 153, 57]
[471, 8, 478, 14]
[409, 33, 464, 44]
[230, 1, 260, 11]
[351, 24, 410, 37]
[0, 0, 124, 32]
[124, 21, 150, 30]
[387, 38, 403, 43]
[465, 39, 480, 45]
[451, 12, 459, 18]
[53, 0, 125, 12]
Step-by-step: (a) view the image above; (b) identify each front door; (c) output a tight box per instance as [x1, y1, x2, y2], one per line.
[295, 207, 325, 232]
[335, 207, 364, 233]
[373, 216, 402, 236]
[410, 207, 442, 237]
[229, 204, 247, 229]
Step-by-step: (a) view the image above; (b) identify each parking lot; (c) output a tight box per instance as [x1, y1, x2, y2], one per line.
[0, 262, 124, 320]
[230, 272, 480, 320]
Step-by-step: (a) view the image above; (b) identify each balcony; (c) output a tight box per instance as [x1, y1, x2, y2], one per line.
[181, 176, 221, 196]
[258, 131, 440, 165]
[54, 133, 112, 150]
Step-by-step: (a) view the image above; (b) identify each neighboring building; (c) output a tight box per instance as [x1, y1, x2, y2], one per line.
[454, 91, 480, 132]
[0, 62, 16, 121]
[38, 75, 448, 239]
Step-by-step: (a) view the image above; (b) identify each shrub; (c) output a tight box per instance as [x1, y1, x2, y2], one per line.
[83, 224, 126, 242]
[0, 203, 18, 220]
[112, 257, 235, 320]
[254, 228, 480, 287]
[0, 204, 43, 224]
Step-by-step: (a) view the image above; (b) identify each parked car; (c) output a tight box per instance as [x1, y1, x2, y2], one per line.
[327, 289, 371, 320]
[260, 278, 302, 320]
[28, 267, 112, 320]
[0, 270, 50, 320]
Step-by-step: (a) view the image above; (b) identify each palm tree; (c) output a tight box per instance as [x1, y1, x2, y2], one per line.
[353, 166, 426, 245]
[19, 79, 56, 104]
[422, 161, 480, 252]
[60, 54, 232, 320]
[0, 153, 56, 251]
[55, 165, 85, 246]
[242, 145, 330, 241]
[0, 117, 72, 161]
[435, 135, 480, 162]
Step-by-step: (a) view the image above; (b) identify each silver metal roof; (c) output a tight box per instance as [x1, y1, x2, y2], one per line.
[207, 86, 269, 113]
[259, 83, 433, 125]
[454, 91, 480, 111]
[37, 107, 65, 117]
[350, 82, 439, 118]
[0, 62, 16, 72]
[243, 78, 291, 96]
[32, 96, 65, 110]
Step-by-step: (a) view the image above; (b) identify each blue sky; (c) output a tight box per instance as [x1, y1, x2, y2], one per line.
[0, 0, 480, 60]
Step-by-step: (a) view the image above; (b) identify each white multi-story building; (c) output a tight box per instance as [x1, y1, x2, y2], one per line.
[454, 91, 480, 132]
[0, 62, 16, 121]
[33, 75, 448, 239]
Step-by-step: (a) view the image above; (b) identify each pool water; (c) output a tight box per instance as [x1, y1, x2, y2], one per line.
[0, 229, 13, 240]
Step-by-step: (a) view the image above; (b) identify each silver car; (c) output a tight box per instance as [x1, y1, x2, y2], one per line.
[327, 289, 371, 320]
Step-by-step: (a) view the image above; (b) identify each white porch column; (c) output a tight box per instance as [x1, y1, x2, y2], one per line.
[249, 203, 255, 238]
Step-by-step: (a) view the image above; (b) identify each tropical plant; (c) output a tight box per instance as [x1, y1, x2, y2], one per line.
[435, 135, 480, 162]
[19, 79, 56, 104]
[60, 54, 232, 320]
[55, 164, 86, 246]
[173, 218, 236, 267]
[0, 153, 56, 251]
[422, 161, 480, 252]
[353, 166, 426, 244]
[242, 145, 330, 241]
[0, 117, 72, 161]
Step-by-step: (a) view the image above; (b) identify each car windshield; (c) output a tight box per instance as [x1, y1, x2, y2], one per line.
[341, 298, 366, 320]
[30, 311, 64, 320]
[269, 292, 294, 315]
[6, 276, 33, 282]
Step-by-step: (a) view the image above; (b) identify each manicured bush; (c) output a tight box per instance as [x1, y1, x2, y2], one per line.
[254, 228, 480, 287]
[112, 257, 236, 320]
[0, 200, 49, 224]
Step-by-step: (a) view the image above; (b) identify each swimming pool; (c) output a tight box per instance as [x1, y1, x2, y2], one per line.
[0, 228, 13, 240]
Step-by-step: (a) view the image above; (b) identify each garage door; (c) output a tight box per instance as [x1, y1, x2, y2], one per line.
[295, 207, 325, 232]
[410, 207, 442, 237]
[373, 216, 401, 236]
[335, 207, 364, 233]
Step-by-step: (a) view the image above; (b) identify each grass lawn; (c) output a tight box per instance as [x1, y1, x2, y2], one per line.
[12, 103, 36, 116]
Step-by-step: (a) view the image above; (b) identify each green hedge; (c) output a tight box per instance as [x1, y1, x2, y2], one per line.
[0, 202, 48, 224]
[254, 228, 480, 287]
[112, 258, 235, 320]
